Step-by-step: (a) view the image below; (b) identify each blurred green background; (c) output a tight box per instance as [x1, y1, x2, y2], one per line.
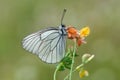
[0, 0, 120, 80]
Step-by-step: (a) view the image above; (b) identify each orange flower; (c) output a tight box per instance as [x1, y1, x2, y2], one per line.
[67, 26, 79, 39]
[67, 26, 90, 46]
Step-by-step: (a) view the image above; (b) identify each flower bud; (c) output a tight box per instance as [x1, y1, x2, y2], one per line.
[79, 69, 89, 78]
[82, 54, 94, 64]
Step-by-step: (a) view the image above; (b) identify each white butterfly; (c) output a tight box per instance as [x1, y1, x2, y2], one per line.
[22, 25, 67, 63]
[22, 9, 67, 63]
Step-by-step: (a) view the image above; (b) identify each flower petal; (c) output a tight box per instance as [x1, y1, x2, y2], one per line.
[80, 26, 90, 37]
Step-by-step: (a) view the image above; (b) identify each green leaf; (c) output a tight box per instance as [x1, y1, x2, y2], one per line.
[58, 65, 65, 71]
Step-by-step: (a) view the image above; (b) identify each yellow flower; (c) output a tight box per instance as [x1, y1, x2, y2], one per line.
[79, 70, 89, 78]
[79, 26, 90, 37]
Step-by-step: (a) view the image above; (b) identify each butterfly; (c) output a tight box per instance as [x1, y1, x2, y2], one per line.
[22, 9, 80, 63]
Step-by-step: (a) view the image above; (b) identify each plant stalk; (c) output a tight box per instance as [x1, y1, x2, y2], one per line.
[69, 40, 76, 80]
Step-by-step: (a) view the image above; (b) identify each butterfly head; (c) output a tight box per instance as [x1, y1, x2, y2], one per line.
[61, 24, 66, 27]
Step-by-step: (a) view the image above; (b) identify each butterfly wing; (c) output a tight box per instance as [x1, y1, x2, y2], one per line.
[22, 27, 67, 63]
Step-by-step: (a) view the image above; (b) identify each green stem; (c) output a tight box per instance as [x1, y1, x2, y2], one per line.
[69, 40, 76, 80]
[64, 63, 84, 80]
[73, 63, 84, 72]
[53, 67, 58, 80]
[53, 63, 62, 80]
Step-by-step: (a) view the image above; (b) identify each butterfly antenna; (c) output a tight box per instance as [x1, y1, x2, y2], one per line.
[61, 9, 67, 25]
